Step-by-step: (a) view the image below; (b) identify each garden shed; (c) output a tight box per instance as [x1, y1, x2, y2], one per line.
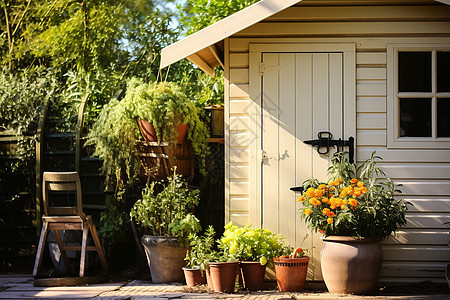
[161, 0, 450, 284]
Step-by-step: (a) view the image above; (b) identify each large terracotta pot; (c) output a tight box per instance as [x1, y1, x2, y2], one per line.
[141, 235, 188, 283]
[240, 261, 266, 291]
[208, 261, 240, 293]
[321, 236, 383, 294]
[183, 267, 206, 287]
[274, 252, 309, 292]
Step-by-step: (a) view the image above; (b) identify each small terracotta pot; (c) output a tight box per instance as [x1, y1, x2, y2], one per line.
[240, 261, 266, 291]
[321, 236, 383, 294]
[205, 268, 214, 290]
[274, 248, 309, 292]
[183, 267, 206, 287]
[208, 261, 240, 293]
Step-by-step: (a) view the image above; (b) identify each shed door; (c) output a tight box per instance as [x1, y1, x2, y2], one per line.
[260, 52, 345, 280]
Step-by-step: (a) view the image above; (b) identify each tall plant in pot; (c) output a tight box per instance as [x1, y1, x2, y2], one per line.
[298, 151, 407, 294]
[130, 168, 201, 283]
[183, 226, 219, 287]
[218, 222, 292, 291]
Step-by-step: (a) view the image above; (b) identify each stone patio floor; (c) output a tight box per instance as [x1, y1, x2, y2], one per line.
[1, 275, 449, 300]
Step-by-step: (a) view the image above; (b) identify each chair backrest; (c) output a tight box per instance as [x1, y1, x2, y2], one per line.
[42, 171, 85, 218]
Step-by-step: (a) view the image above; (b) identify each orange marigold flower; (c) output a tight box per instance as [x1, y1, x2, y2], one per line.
[327, 217, 333, 224]
[318, 184, 327, 190]
[349, 198, 358, 207]
[350, 178, 359, 184]
[305, 188, 315, 198]
[328, 211, 336, 217]
[341, 205, 346, 210]
[338, 178, 344, 183]
[329, 181, 338, 186]
[361, 187, 368, 193]
[322, 197, 329, 203]
[304, 208, 312, 215]
[339, 190, 347, 198]
[315, 189, 324, 198]
[330, 204, 336, 209]
[297, 196, 306, 202]
[347, 187, 354, 195]
[319, 230, 325, 234]
[357, 181, 365, 187]
[343, 199, 348, 205]
[353, 190, 362, 197]
[309, 198, 317, 205]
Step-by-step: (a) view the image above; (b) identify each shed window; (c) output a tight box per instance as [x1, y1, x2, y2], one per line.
[388, 45, 450, 148]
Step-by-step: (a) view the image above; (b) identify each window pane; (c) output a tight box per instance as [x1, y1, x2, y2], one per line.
[399, 98, 431, 137]
[437, 98, 450, 137]
[398, 52, 431, 92]
[437, 52, 450, 93]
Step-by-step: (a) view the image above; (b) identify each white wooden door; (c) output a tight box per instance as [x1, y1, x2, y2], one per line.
[250, 45, 355, 280]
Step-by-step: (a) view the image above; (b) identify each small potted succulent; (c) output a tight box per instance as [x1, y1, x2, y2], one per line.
[218, 222, 292, 291]
[130, 169, 201, 283]
[183, 226, 219, 287]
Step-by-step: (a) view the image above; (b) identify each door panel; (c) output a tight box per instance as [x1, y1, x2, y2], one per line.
[261, 52, 344, 280]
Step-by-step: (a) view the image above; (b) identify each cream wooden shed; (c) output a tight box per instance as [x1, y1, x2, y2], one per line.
[161, 0, 450, 284]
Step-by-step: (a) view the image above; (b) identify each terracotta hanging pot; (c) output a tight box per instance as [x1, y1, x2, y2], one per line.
[137, 118, 188, 144]
[183, 267, 206, 287]
[240, 261, 266, 291]
[208, 261, 240, 293]
[137, 118, 158, 142]
[321, 236, 383, 294]
[274, 248, 309, 292]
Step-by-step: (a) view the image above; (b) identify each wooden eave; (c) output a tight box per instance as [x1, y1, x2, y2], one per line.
[160, 0, 450, 76]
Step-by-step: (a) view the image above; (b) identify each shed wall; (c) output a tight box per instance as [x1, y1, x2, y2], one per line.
[225, 0, 450, 283]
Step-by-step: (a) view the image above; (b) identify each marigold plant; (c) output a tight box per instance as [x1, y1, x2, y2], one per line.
[298, 151, 407, 239]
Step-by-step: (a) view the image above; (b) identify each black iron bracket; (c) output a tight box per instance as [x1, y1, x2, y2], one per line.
[303, 131, 354, 164]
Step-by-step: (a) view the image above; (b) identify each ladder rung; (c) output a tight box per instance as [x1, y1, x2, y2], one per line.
[62, 245, 97, 251]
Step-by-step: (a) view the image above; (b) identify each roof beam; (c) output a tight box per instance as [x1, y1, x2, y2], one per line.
[187, 53, 215, 77]
[208, 44, 224, 69]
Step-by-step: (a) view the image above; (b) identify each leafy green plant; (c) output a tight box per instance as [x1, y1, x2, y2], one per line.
[130, 169, 201, 245]
[217, 222, 292, 266]
[185, 225, 219, 272]
[299, 151, 407, 239]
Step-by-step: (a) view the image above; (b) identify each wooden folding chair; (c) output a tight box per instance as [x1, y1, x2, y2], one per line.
[33, 171, 107, 277]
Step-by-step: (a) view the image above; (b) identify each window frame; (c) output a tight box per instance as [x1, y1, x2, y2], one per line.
[387, 44, 450, 149]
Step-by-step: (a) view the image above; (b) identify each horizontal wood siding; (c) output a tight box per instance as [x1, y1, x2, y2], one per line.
[226, 0, 450, 282]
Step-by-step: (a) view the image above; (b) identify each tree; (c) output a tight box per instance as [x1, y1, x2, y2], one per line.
[178, 0, 260, 35]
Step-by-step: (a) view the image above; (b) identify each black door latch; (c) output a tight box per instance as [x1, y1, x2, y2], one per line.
[303, 131, 354, 163]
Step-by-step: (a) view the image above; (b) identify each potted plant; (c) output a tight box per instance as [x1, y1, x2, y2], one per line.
[127, 79, 210, 173]
[217, 222, 292, 291]
[273, 247, 309, 292]
[183, 226, 218, 287]
[130, 168, 201, 283]
[298, 151, 407, 294]
[86, 78, 210, 189]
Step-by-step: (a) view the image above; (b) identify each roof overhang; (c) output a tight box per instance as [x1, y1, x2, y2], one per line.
[161, 0, 450, 76]
[160, 0, 303, 76]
